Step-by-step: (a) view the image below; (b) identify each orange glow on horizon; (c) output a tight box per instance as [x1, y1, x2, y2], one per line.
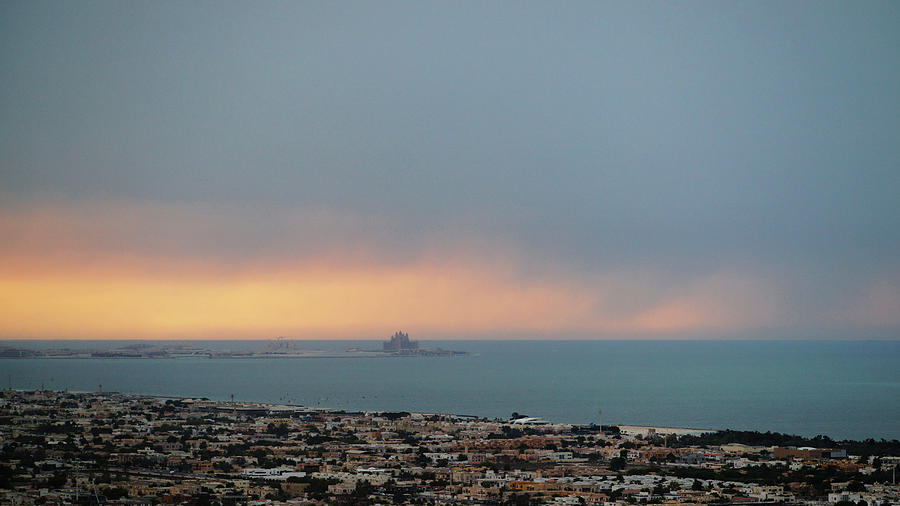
[0, 260, 780, 339]
[0, 261, 602, 339]
[0, 202, 793, 339]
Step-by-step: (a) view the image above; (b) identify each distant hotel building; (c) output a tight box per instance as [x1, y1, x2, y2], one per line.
[383, 331, 418, 353]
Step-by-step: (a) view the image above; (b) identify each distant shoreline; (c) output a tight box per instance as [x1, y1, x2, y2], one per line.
[0, 353, 470, 359]
[0, 343, 469, 359]
[8, 388, 900, 453]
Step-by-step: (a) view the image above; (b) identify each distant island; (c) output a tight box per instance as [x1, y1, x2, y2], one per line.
[381, 330, 467, 356]
[0, 333, 468, 359]
[383, 330, 418, 352]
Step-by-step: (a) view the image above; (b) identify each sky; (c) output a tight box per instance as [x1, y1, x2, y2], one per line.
[1, 1, 899, 340]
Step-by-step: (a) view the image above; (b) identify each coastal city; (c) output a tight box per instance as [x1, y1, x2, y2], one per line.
[2, 389, 898, 505]
[4, 2, 900, 505]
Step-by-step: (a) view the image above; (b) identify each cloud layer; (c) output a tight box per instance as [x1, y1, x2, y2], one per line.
[1, 202, 896, 339]
[1, 2, 899, 339]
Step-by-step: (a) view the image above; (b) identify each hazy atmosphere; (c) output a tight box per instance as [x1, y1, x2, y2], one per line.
[2, 1, 898, 339]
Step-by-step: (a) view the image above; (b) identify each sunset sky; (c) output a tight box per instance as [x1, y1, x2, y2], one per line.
[2, 1, 899, 340]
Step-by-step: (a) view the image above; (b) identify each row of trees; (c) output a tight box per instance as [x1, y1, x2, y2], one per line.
[672, 430, 900, 456]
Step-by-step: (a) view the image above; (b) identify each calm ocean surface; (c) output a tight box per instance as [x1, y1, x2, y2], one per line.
[2, 340, 898, 441]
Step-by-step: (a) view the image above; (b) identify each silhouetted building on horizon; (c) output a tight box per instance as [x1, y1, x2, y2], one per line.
[383, 331, 418, 353]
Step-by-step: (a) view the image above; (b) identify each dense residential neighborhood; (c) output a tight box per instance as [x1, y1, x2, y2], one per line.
[1, 390, 898, 505]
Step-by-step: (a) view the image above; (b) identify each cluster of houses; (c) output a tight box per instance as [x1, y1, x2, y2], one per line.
[1, 389, 897, 505]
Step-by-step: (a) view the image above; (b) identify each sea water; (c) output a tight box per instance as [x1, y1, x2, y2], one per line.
[2, 340, 898, 441]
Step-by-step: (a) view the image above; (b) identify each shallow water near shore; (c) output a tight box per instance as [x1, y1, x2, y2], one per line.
[3, 339, 899, 441]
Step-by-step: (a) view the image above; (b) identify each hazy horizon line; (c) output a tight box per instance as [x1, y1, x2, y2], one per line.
[3, 336, 898, 342]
